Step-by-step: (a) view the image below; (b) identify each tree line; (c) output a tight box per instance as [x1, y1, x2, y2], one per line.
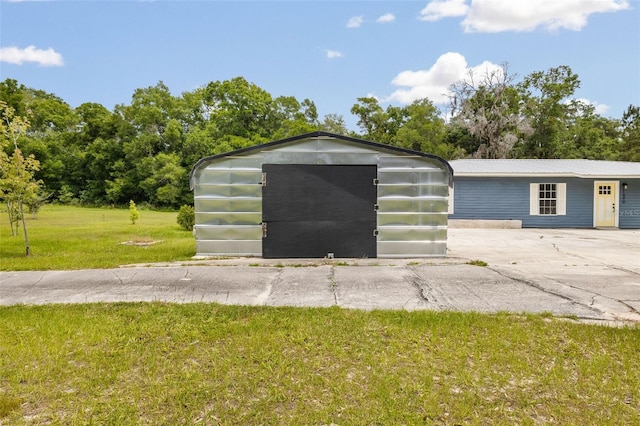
[1, 66, 639, 211]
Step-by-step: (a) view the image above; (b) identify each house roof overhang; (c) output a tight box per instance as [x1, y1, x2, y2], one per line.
[450, 159, 640, 179]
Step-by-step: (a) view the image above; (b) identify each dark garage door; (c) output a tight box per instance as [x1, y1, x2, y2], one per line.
[262, 164, 377, 258]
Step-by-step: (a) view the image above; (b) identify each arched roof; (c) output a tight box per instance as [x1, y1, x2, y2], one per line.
[190, 131, 453, 189]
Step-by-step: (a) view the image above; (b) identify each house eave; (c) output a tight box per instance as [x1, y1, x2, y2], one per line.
[455, 173, 640, 179]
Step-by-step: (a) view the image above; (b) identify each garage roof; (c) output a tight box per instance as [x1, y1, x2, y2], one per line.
[190, 131, 454, 188]
[450, 159, 640, 178]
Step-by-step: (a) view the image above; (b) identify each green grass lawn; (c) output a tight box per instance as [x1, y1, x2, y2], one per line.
[0, 205, 195, 270]
[1, 206, 639, 423]
[0, 304, 638, 424]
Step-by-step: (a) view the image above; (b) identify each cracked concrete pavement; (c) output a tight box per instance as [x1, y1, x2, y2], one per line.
[1, 228, 639, 324]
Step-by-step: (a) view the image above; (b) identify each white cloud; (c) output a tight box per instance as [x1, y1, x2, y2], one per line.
[0, 45, 64, 66]
[325, 49, 344, 59]
[418, 0, 630, 32]
[347, 15, 364, 28]
[385, 52, 501, 105]
[593, 103, 610, 116]
[571, 98, 611, 115]
[377, 13, 396, 23]
[419, 0, 469, 21]
[464, 0, 629, 32]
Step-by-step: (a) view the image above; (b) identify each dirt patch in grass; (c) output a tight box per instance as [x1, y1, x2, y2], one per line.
[120, 239, 163, 247]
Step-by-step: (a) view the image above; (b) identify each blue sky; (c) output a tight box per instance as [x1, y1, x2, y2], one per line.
[1, 0, 638, 131]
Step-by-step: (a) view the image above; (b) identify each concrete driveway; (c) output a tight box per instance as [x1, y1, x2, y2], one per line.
[1, 228, 639, 324]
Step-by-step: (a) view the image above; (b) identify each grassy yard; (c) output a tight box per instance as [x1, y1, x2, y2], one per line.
[0, 304, 638, 424]
[0, 205, 195, 270]
[1, 206, 639, 423]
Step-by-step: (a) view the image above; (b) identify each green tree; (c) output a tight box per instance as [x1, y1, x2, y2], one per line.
[270, 96, 320, 139]
[184, 77, 321, 160]
[320, 113, 351, 135]
[350, 97, 462, 157]
[123, 81, 187, 137]
[181, 126, 220, 169]
[201, 77, 277, 139]
[619, 105, 640, 161]
[138, 153, 188, 207]
[24, 91, 75, 136]
[0, 102, 42, 255]
[84, 136, 126, 204]
[69, 103, 122, 204]
[516, 65, 580, 158]
[107, 82, 188, 205]
[0, 79, 27, 117]
[129, 200, 140, 224]
[444, 124, 478, 158]
[560, 101, 620, 160]
[395, 99, 464, 159]
[1, 81, 79, 200]
[350, 97, 406, 143]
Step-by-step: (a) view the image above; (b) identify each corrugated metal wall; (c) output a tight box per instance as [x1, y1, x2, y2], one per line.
[376, 156, 449, 256]
[193, 154, 263, 256]
[192, 136, 451, 257]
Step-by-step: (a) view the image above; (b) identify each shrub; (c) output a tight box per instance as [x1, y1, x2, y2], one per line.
[58, 184, 77, 205]
[177, 205, 195, 231]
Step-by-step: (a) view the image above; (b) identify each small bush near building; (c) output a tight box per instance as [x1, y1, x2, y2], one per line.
[177, 205, 195, 231]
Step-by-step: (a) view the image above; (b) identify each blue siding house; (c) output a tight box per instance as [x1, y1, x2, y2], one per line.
[449, 159, 640, 229]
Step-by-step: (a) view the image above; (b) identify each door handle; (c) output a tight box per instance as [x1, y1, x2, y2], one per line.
[612, 203, 615, 213]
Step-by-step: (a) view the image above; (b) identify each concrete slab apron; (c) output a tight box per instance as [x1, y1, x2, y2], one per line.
[0, 267, 280, 306]
[0, 264, 608, 321]
[261, 264, 615, 320]
[447, 228, 640, 322]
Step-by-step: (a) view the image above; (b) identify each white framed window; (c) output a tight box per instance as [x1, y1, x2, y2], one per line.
[530, 183, 566, 216]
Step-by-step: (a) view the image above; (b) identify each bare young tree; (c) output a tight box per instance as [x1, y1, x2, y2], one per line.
[449, 63, 531, 158]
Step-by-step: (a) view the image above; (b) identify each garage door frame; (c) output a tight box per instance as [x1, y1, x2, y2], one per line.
[261, 163, 377, 258]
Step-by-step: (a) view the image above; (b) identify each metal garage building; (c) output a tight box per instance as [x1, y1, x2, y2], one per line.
[189, 132, 453, 258]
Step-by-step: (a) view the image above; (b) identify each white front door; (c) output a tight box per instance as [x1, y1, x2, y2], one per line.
[594, 181, 618, 227]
